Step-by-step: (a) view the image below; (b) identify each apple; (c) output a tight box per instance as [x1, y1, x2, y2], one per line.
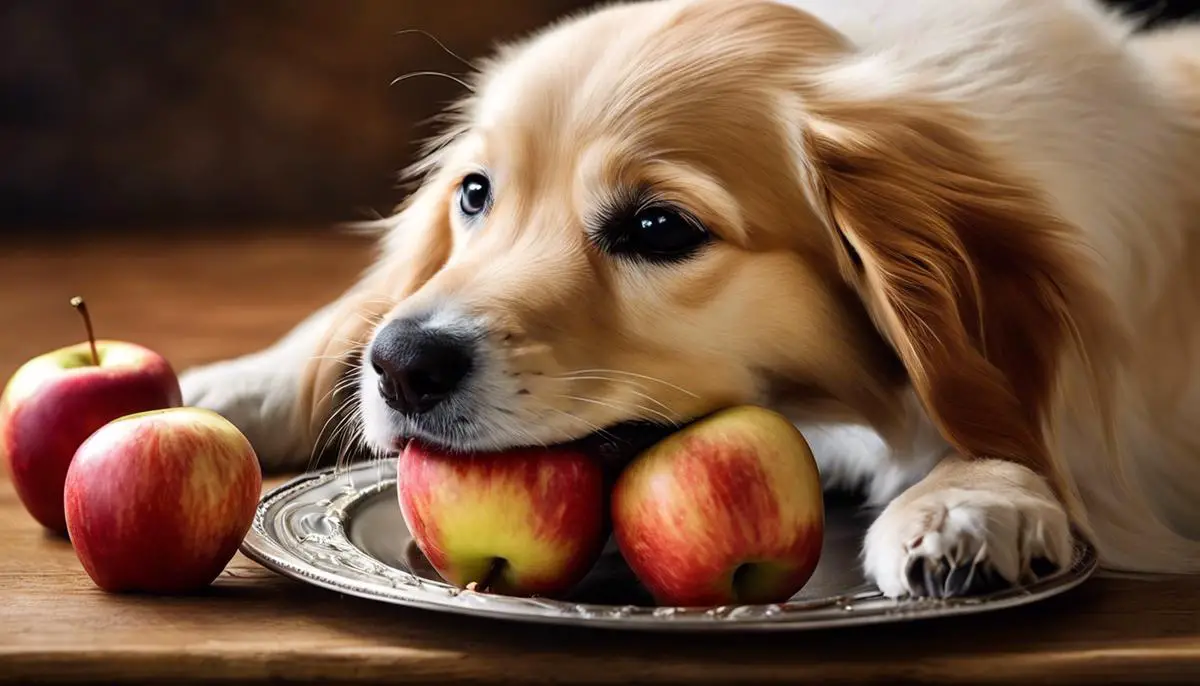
[63, 407, 262, 594]
[611, 405, 824, 607]
[397, 441, 608, 598]
[1, 297, 181, 532]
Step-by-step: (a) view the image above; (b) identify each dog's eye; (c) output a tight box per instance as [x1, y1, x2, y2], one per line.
[599, 205, 711, 263]
[458, 173, 491, 217]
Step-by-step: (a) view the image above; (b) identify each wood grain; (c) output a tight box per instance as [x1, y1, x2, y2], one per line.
[1, 228, 1198, 684]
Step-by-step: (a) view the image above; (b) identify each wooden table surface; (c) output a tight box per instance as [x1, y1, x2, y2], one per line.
[1, 227, 1198, 684]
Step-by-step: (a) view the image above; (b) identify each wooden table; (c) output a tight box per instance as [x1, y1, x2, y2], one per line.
[1, 227, 1198, 684]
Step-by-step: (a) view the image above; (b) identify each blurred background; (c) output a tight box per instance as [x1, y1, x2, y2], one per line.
[0, 0, 601, 236]
[3, 0, 1199, 239]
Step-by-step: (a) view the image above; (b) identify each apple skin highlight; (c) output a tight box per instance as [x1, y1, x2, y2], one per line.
[398, 441, 608, 598]
[611, 406, 824, 607]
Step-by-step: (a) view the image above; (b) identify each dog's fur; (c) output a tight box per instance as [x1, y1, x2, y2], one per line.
[181, 0, 1200, 598]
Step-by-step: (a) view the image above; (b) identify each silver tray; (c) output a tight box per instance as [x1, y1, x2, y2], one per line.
[240, 460, 1098, 631]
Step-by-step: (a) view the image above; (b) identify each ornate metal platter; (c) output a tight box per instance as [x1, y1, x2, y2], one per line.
[240, 460, 1097, 631]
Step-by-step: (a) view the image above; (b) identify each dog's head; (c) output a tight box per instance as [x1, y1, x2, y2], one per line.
[308, 0, 1111, 484]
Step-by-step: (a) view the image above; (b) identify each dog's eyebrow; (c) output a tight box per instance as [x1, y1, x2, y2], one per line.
[576, 141, 745, 245]
[638, 160, 746, 245]
[392, 126, 476, 190]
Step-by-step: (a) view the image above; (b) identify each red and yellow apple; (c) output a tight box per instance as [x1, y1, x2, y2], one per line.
[1, 338, 181, 532]
[63, 407, 262, 594]
[397, 441, 608, 598]
[611, 406, 824, 607]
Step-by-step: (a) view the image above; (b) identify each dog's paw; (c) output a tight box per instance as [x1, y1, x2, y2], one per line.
[180, 357, 310, 472]
[863, 464, 1073, 599]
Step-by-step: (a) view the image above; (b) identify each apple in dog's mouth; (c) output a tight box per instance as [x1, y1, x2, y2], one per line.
[391, 420, 678, 596]
[392, 413, 824, 607]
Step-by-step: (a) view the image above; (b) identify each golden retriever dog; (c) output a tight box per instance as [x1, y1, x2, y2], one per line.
[180, 0, 1200, 599]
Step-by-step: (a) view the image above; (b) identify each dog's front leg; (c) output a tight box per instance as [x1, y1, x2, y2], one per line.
[862, 453, 1074, 599]
[180, 301, 340, 472]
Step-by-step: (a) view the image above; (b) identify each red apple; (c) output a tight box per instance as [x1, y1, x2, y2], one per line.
[397, 441, 607, 598]
[611, 406, 824, 607]
[63, 407, 262, 594]
[1, 298, 181, 532]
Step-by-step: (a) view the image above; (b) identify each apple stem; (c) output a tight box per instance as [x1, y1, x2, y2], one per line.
[70, 297, 100, 366]
[476, 558, 505, 593]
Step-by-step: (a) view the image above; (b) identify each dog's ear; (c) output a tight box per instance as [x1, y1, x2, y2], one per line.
[298, 182, 453, 457]
[801, 96, 1116, 497]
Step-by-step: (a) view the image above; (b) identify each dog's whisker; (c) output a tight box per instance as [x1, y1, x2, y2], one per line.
[546, 407, 618, 444]
[553, 394, 681, 428]
[308, 372, 362, 437]
[308, 356, 360, 370]
[319, 374, 363, 408]
[335, 414, 369, 476]
[509, 420, 549, 450]
[545, 375, 650, 391]
[554, 394, 623, 416]
[626, 404, 682, 428]
[555, 368, 700, 399]
[358, 295, 398, 307]
[352, 311, 386, 329]
[308, 393, 359, 472]
[547, 374, 684, 415]
[329, 337, 369, 352]
[352, 416, 383, 465]
[622, 388, 680, 419]
[393, 28, 479, 71]
[390, 70, 476, 93]
[322, 399, 367, 472]
[321, 412, 360, 470]
[328, 411, 361, 459]
[336, 440, 355, 478]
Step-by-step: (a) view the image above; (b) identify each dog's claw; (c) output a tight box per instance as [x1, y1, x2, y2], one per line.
[902, 552, 1061, 599]
[1029, 555, 1061, 579]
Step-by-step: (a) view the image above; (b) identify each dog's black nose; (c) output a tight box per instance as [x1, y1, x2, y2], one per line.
[369, 318, 474, 415]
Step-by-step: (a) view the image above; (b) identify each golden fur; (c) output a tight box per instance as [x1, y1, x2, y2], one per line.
[305, 1, 911, 449]
[184, 0, 1200, 597]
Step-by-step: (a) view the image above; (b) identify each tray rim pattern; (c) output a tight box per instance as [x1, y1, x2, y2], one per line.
[239, 462, 1099, 632]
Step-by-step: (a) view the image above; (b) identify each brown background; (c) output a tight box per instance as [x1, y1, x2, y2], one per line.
[2, 0, 1198, 235]
[0, 0, 600, 233]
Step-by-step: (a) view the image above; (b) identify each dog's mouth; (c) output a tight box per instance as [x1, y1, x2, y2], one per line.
[390, 420, 680, 476]
[560, 420, 682, 473]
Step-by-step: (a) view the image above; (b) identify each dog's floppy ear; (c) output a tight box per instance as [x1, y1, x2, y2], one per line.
[298, 183, 453, 457]
[800, 96, 1115, 498]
